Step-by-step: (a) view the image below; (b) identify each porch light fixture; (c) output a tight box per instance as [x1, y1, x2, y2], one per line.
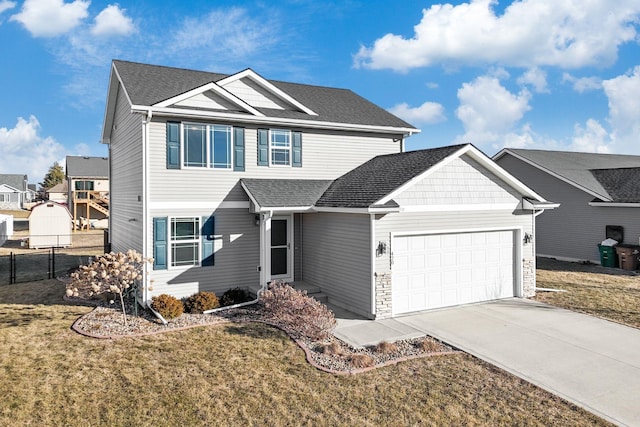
[376, 241, 387, 256]
[254, 214, 260, 226]
[523, 233, 532, 244]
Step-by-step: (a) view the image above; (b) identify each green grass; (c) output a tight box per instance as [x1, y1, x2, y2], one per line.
[0, 280, 610, 426]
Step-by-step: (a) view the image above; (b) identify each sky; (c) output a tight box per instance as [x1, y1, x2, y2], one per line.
[1, 0, 640, 186]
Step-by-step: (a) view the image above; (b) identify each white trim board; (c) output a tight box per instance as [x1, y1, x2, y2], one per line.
[148, 201, 249, 210]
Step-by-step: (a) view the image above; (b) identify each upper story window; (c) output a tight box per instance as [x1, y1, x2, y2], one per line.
[257, 128, 302, 168]
[183, 123, 232, 169]
[166, 122, 244, 171]
[270, 129, 291, 166]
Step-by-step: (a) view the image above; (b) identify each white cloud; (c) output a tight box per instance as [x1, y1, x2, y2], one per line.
[354, 0, 640, 71]
[10, 0, 89, 37]
[570, 119, 611, 153]
[517, 67, 549, 93]
[90, 4, 134, 37]
[388, 101, 446, 125]
[0, 116, 66, 183]
[455, 75, 531, 145]
[603, 66, 640, 136]
[562, 73, 602, 93]
[0, 1, 16, 15]
[171, 8, 278, 59]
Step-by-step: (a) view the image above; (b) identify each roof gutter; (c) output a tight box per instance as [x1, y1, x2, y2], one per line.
[130, 105, 419, 136]
[588, 201, 640, 207]
[521, 197, 560, 210]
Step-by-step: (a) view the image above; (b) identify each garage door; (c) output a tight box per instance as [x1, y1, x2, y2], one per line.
[392, 230, 515, 315]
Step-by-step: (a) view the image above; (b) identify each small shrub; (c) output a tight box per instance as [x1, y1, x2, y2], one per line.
[220, 287, 252, 307]
[261, 281, 336, 340]
[318, 341, 343, 356]
[416, 338, 442, 353]
[349, 353, 375, 369]
[151, 294, 184, 319]
[184, 291, 220, 313]
[375, 341, 398, 354]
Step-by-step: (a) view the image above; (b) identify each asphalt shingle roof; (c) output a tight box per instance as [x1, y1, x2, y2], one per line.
[0, 174, 28, 191]
[504, 149, 640, 201]
[66, 156, 108, 179]
[316, 144, 465, 208]
[113, 60, 416, 130]
[590, 168, 640, 203]
[241, 179, 333, 208]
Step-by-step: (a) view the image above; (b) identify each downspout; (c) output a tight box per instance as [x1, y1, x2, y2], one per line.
[532, 208, 545, 293]
[142, 110, 151, 309]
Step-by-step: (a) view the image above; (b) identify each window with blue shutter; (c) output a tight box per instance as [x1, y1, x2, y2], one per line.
[234, 127, 245, 171]
[292, 131, 302, 167]
[201, 215, 215, 266]
[153, 217, 168, 270]
[166, 122, 180, 169]
[257, 129, 268, 166]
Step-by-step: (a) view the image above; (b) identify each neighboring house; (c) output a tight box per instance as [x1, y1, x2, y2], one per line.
[0, 174, 33, 209]
[494, 149, 640, 263]
[46, 182, 68, 204]
[66, 156, 109, 230]
[102, 60, 554, 319]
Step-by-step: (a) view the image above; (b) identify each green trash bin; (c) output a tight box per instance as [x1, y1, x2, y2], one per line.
[598, 244, 617, 268]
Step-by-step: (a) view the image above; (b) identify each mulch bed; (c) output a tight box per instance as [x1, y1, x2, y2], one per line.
[68, 294, 458, 375]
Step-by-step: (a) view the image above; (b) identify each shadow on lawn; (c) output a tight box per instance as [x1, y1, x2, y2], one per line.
[223, 323, 286, 340]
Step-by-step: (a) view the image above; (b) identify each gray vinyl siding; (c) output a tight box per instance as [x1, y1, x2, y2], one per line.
[496, 154, 640, 262]
[108, 85, 144, 254]
[146, 119, 401, 204]
[146, 208, 259, 299]
[0, 191, 21, 210]
[302, 212, 372, 317]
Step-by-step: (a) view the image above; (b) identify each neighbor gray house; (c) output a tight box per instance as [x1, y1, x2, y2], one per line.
[0, 174, 33, 210]
[494, 149, 640, 263]
[102, 60, 554, 319]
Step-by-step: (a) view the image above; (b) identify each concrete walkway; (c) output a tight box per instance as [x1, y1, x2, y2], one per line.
[332, 299, 640, 427]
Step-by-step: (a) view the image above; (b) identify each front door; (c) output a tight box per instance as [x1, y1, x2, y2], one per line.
[270, 216, 292, 280]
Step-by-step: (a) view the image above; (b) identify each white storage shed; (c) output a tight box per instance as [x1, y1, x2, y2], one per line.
[0, 214, 13, 246]
[29, 202, 72, 248]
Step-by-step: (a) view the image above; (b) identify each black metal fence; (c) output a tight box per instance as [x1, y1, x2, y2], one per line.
[0, 232, 108, 285]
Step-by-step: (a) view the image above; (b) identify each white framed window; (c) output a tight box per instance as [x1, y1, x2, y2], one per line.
[0, 194, 7, 202]
[170, 217, 200, 267]
[182, 123, 233, 169]
[270, 129, 291, 166]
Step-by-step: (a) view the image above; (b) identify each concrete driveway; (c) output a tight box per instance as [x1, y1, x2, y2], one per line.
[333, 299, 640, 427]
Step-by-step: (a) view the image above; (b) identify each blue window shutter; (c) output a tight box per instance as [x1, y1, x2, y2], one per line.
[166, 122, 180, 169]
[201, 215, 215, 266]
[257, 129, 268, 166]
[153, 217, 167, 270]
[234, 127, 245, 171]
[292, 131, 302, 167]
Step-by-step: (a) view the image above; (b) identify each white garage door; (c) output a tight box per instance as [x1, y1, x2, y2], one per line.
[392, 230, 515, 315]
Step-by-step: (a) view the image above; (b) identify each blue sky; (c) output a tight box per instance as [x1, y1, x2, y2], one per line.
[1, 0, 640, 185]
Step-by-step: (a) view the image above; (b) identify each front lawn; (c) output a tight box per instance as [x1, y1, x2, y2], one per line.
[535, 258, 640, 329]
[0, 280, 609, 426]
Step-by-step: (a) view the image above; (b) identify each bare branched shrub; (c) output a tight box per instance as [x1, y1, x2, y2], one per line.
[375, 341, 398, 354]
[349, 353, 375, 369]
[260, 281, 336, 340]
[416, 338, 442, 353]
[66, 250, 151, 326]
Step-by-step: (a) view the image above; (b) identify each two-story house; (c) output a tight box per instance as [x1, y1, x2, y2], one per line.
[102, 60, 554, 319]
[66, 156, 109, 230]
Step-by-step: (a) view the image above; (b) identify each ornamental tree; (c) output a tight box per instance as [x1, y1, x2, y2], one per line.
[66, 250, 152, 326]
